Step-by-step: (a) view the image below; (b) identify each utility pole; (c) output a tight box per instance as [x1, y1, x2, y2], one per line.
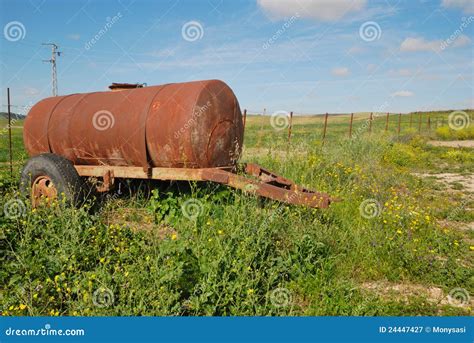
[42, 43, 61, 96]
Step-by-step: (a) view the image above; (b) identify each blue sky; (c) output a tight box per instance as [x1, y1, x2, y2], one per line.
[0, 0, 473, 114]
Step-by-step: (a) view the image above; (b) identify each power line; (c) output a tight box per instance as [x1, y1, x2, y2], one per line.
[42, 43, 61, 96]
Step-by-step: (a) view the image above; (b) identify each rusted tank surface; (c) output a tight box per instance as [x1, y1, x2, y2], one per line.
[24, 80, 243, 169]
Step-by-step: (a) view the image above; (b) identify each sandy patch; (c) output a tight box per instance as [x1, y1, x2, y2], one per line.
[413, 172, 474, 193]
[428, 140, 474, 148]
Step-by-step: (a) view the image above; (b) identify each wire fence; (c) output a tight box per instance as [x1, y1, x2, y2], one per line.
[241, 109, 455, 149]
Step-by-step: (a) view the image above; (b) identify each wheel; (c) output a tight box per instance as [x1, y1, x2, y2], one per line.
[20, 153, 88, 207]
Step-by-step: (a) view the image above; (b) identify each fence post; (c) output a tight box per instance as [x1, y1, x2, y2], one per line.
[397, 113, 401, 137]
[349, 112, 354, 138]
[242, 109, 247, 146]
[418, 111, 422, 133]
[287, 111, 293, 145]
[409, 112, 413, 127]
[385, 112, 389, 132]
[427, 113, 431, 131]
[7, 87, 13, 178]
[243, 109, 247, 130]
[368, 112, 373, 135]
[322, 112, 329, 145]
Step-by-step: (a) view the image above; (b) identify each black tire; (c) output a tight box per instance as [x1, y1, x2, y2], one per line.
[20, 153, 88, 206]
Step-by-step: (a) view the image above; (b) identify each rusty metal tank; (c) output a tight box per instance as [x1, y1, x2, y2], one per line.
[24, 80, 243, 169]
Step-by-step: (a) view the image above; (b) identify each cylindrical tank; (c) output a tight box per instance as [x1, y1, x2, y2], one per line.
[24, 80, 243, 169]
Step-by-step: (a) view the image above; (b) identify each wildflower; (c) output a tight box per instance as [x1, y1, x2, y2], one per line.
[99, 257, 105, 263]
[396, 229, 402, 234]
[218, 230, 223, 235]
[247, 289, 254, 295]
[171, 234, 177, 240]
[470, 246, 474, 251]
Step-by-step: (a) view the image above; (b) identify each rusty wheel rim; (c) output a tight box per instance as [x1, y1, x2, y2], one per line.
[31, 175, 58, 207]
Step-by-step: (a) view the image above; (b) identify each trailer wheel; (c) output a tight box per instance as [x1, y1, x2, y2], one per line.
[20, 153, 87, 207]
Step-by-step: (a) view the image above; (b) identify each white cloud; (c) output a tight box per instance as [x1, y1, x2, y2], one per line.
[442, 0, 474, 14]
[391, 90, 414, 97]
[401, 34, 471, 52]
[400, 37, 442, 52]
[332, 67, 350, 77]
[67, 34, 81, 41]
[348, 46, 365, 54]
[367, 63, 377, 72]
[23, 87, 39, 96]
[388, 68, 414, 77]
[257, 0, 367, 21]
[452, 34, 471, 47]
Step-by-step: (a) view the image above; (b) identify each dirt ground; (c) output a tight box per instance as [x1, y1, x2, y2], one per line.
[414, 172, 474, 193]
[427, 140, 474, 148]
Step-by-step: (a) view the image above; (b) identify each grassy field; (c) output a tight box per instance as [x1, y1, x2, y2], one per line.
[0, 110, 473, 316]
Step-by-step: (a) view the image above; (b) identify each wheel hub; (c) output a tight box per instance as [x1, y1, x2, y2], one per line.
[31, 175, 58, 207]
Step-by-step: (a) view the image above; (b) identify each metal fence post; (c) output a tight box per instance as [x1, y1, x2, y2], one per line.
[368, 112, 373, 135]
[7, 87, 13, 178]
[288, 111, 293, 145]
[322, 112, 329, 145]
[349, 112, 354, 138]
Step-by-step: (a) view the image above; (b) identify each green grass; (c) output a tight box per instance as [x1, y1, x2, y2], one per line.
[1, 112, 473, 316]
